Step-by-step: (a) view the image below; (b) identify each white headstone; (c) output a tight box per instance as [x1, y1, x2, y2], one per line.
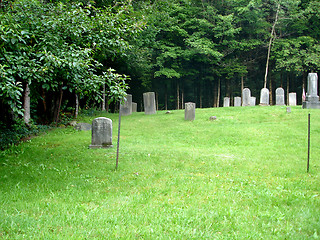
[275, 87, 285, 105]
[120, 94, 132, 116]
[289, 93, 297, 106]
[132, 102, 137, 112]
[242, 88, 251, 106]
[223, 97, 230, 107]
[234, 97, 241, 107]
[260, 88, 269, 105]
[250, 97, 256, 106]
[143, 92, 156, 115]
[185, 102, 195, 121]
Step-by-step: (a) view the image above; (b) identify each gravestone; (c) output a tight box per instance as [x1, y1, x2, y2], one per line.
[223, 97, 230, 107]
[287, 107, 291, 113]
[260, 88, 269, 106]
[120, 94, 132, 116]
[250, 97, 256, 106]
[89, 117, 113, 149]
[234, 97, 241, 107]
[132, 102, 137, 112]
[75, 123, 92, 131]
[289, 93, 297, 106]
[275, 87, 285, 105]
[143, 92, 156, 114]
[242, 88, 251, 106]
[303, 73, 320, 109]
[185, 102, 195, 121]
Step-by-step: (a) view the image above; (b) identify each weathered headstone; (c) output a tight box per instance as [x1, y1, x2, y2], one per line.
[234, 97, 241, 107]
[303, 73, 320, 109]
[242, 88, 251, 106]
[287, 107, 291, 113]
[89, 117, 113, 148]
[289, 93, 297, 106]
[143, 92, 156, 114]
[260, 88, 269, 106]
[120, 94, 132, 116]
[75, 123, 92, 131]
[185, 102, 195, 121]
[250, 97, 256, 106]
[132, 102, 137, 112]
[223, 97, 230, 107]
[275, 87, 285, 105]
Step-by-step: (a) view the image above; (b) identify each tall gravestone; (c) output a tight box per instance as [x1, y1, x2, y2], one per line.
[185, 102, 195, 121]
[242, 88, 251, 106]
[89, 117, 113, 149]
[120, 94, 132, 116]
[303, 73, 320, 109]
[143, 92, 156, 114]
[234, 97, 241, 107]
[275, 87, 285, 105]
[289, 93, 297, 106]
[223, 97, 230, 107]
[250, 97, 256, 106]
[132, 102, 137, 112]
[260, 88, 269, 106]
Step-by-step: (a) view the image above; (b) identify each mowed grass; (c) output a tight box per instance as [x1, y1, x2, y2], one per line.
[0, 106, 320, 239]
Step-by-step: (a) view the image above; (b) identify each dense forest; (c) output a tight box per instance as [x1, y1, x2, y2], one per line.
[1, 0, 320, 126]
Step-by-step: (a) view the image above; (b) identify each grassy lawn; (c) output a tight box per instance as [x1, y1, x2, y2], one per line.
[1, 106, 320, 239]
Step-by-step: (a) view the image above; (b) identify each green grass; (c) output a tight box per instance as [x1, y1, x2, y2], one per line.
[1, 106, 320, 239]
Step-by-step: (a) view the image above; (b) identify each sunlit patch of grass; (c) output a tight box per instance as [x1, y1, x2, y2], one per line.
[0, 106, 320, 239]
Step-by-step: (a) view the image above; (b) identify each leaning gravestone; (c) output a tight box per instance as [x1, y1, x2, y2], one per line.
[132, 102, 137, 112]
[223, 97, 230, 107]
[275, 87, 285, 105]
[185, 102, 195, 121]
[303, 73, 320, 109]
[143, 92, 156, 114]
[289, 93, 297, 106]
[120, 94, 132, 116]
[242, 88, 251, 106]
[260, 88, 269, 106]
[89, 117, 113, 148]
[250, 97, 256, 106]
[234, 97, 241, 107]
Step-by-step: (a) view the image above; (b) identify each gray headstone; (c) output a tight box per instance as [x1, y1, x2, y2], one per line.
[303, 73, 320, 109]
[75, 123, 92, 131]
[286, 107, 291, 113]
[185, 102, 195, 121]
[143, 92, 156, 115]
[234, 97, 241, 107]
[89, 117, 113, 148]
[289, 93, 297, 106]
[242, 88, 251, 106]
[132, 102, 137, 112]
[275, 87, 285, 105]
[260, 88, 269, 106]
[120, 94, 132, 116]
[250, 97, 256, 106]
[223, 97, 230, 107]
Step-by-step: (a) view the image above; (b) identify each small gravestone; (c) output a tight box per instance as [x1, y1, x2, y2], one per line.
[120, 94, 132, 116]
[209, 116, 217, 121]
[185, 102, 195, 121]
[75, 123, 92, 131]
[260, 88, 269, 106]
[132, 102, 137, 112]
[234, 97, 241, 107]
[250, 97, 256, 106]
[223, 97, 230, 107]
[289, 93, 297, 106]
[143, 92, 156, 115]
[303, 73, 320, 109]
[89, 117, 113, 149]
[275, 87, 285, 105]
[242, 88, 251, 106]
[287, 107, 291, 113]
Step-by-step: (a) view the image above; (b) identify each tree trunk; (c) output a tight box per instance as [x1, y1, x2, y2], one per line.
[217, 78, 221, 107]
[54, 83, 64, 123]
[264, 3, 280, 89]
[176, 79, 180, 110]
[23, 83, 31, 125]
[75, 93, 79, 118]
[102, 83, 106, 111]
[165, 83, 168, 110]
[287, 74, 290, 105]
[181, 88, 184, 109]
[269, 76, 273, 105]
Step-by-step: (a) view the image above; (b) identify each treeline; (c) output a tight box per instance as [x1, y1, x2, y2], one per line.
[1, 0, 320, 126]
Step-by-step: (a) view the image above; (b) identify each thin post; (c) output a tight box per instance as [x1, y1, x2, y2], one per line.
[116, 104, 121, 170]
[307, 113, 310, 173]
